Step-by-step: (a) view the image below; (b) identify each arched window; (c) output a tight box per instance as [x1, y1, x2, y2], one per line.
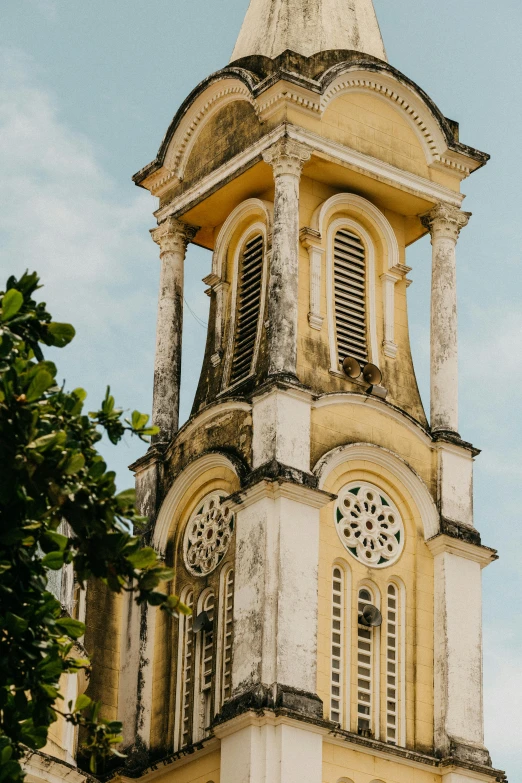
[175, 589, 194, 750]
[330, 566, 344, 724]
[229, 232, 265, 386]
[220, 569, 234, 706]
[333, 228, 368, 366]
[357, 587, 376, 737]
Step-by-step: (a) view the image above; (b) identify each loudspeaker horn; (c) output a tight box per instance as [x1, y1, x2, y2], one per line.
[193, 611, 213, 634]
[362, 362, 382, 387]
[342, 355, 362, 379]
[359, 604, 383, 628]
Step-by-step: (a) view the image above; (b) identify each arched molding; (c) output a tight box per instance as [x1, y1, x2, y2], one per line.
[336, 778, 355, 783]
[320, 68, 452, 169]
[153, 452, 240, 556]
[312, 393, 431, 449]
[311, 192, 400, 274]
[163, 78, 260, 179]
[212, 198, 273, 281]
[172, 400, 252, 447]
[314, 442, 439, 541]
[325, 216, 379, 370]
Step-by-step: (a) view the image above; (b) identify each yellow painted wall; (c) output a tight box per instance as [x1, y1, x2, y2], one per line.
[323, 741, 440, 783]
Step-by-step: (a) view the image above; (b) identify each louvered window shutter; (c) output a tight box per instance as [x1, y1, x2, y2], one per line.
[229, 234, 264, 385]
[333, 229, 368, 365]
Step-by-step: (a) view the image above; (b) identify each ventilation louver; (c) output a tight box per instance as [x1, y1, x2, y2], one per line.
[229, 234, 264, 385]
[333, 229, 368, 366]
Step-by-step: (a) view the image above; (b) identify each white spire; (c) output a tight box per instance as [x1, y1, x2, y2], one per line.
[231, 0, 387, 63]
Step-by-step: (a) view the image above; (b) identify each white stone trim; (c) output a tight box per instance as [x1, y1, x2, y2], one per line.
[153, 453, 239, 555]
[315, 442, 439, 541]
[287, 124, 465, 207]
[156, 121, 464, 220]
[325, 217, 379, 370]
[300, 228, 324, 330]
[212, 198, 273, 280]
[380, 272, 400, 358]
[311, 192, 401, 273]
[252, 385, 313, 472]
[426, 535, 496, 568]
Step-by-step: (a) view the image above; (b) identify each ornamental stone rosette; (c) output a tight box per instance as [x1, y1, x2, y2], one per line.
[183, 491, 235, 577]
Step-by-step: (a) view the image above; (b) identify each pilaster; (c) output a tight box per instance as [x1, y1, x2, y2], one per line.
[427, 534, 496, 767]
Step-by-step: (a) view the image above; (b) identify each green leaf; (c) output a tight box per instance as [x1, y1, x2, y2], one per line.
[1, 289, 23, 321]
[5, 613, 29, 636]
[72, 387, 87, 401]
[26, 370, 54, 401]
[131, 410, 149, 430]
[47, 321, 75, 347]
[64, 453, 85, 475]
[0, 746, 12, 764]
[74, 694, 92, 712]
[127, 547, 158, 570]
[20, 719, 48, 749]
[115, 488, 136, 509]
[43, 531, 68, 552]
[41, 551, 65, 570]
[56, 617, 85, 639]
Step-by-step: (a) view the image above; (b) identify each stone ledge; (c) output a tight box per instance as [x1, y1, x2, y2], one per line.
[214, 683, 324, 724]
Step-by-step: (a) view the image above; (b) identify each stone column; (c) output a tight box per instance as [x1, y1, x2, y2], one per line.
[421, 203, 470, 434]
[151, 217, 198, 443]
[262, 138, 311, 379]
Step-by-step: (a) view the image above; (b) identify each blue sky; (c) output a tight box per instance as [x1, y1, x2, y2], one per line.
[1, 0, 521, 776]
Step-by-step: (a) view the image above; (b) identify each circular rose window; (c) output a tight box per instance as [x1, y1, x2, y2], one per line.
[335, 483, 404, 568]
[183, 491, 235, 577]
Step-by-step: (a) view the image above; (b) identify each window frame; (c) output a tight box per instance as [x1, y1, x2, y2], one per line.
[326, 217, 378, 375]
[221, 221, 268, 392]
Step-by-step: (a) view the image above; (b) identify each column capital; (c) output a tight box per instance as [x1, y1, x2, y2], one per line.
[262, 137, 312, 178]
[421, 202, 471, 242]
[151, 216, 198, 255]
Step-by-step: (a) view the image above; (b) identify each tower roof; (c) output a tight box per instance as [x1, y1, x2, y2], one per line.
[231, 0, 387, 63]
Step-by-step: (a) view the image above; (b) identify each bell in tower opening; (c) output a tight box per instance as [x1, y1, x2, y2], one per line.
[81, 2, 508, 782]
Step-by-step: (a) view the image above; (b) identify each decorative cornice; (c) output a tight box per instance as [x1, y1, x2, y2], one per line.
[420, 202, 471, 242]
[151, 216, 199, 254]
[426, 533, 498, 568]
[262, 136, 312, 177]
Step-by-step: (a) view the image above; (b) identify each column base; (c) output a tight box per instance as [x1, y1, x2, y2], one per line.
[215, 683, 324, 726]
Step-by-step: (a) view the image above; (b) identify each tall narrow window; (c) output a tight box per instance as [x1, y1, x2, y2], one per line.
[357, 588, 374, 736]
[221, 570, 234, 705]
[229, 234, 264, 385]
[333, 229, 368, 365]
[200, 592, 215, 735]
[386, 584, 399, 745]
[180, 591, 194, 748]
[330, 567, 344, 724]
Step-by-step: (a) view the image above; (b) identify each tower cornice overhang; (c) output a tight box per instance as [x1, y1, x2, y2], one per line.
[133, 50, 489, 197]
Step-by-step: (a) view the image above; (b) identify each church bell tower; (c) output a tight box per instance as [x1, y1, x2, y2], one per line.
[110, 2, 506, 781]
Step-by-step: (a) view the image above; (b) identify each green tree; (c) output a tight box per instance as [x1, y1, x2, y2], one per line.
[0, 272, 188, 781]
